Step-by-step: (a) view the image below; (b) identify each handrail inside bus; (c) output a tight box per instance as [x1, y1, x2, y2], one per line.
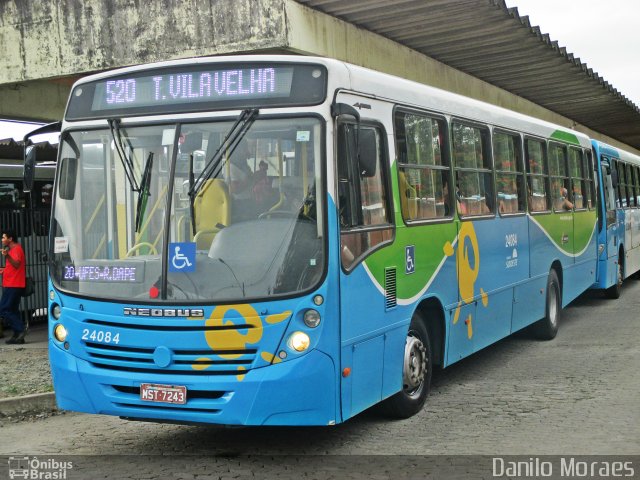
[84, 195, 106, 235]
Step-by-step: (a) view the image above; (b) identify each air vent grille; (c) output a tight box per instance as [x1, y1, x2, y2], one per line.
[385, 267, 397, 310]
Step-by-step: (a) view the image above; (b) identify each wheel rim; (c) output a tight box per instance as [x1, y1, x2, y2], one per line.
[548, 284, 558, 327]
[617, 262, 623, 288]
[402, 332, 427, 398]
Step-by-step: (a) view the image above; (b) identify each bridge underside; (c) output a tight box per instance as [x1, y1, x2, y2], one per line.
[0, 0, 637, 152]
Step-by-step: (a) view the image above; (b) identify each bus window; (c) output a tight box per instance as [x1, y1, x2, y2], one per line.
[568, 147, 586, 210]
[584, 150, 596, 209]
[452, 122, 493, 216]
[0, 182, 22, 208]
[394, 111, 450, 221]
[626, 163, 636, 207]
[525, 138, 549, 212]
[636, 166, 640, 206]
[338, 123, 392, 270]
[493, 131, 524, 214]
[548, 143, 572, 211]
[614, 160, 626, 208]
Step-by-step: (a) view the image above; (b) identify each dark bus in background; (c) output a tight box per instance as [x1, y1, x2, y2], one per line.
[0, 158, 55, 326]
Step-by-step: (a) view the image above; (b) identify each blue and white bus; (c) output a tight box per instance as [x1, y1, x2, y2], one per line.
[592, 140, 640, 298]
[28, 55, 639, 426]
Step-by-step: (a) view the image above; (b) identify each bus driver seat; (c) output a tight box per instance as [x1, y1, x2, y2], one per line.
[193, 179, 231, 250]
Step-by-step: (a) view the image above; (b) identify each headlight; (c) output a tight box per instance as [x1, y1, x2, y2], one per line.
[288, 331, 310, 352]
[54, 324, 68, 342]
[51, 303, 62, 320]
[303, 309, 321, 328]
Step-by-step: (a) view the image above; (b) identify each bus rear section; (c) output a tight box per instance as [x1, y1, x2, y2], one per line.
[591, 140, 640, 298]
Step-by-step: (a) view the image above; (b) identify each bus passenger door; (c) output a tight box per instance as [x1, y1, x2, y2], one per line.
[605, 159, 619, 259]
[601, 157, 620, 287]
[335, 115, 396, 420]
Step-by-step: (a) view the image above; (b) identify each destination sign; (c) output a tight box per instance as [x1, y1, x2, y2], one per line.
[63, 263, 144, 283]
[66, 62, 327, 120]
[92, 67, 293, 110]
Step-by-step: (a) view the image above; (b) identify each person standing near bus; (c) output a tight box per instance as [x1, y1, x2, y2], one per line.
[0, 229, 26, 344]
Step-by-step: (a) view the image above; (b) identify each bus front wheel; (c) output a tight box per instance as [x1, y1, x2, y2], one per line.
[382, 312, 432, 418]
[532, 270, 560, 340]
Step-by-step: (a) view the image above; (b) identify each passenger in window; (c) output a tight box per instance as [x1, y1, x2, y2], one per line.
[559, 187, 574, 210]
[441, 176, 451, 216]
[229, 140, 258, 221]
[455, 182, 466, 215]
[229, 141, 253, 200]
[252, 160, 274, 208]
[456, 182, 490, 215]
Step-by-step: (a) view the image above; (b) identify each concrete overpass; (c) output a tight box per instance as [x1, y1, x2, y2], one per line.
[1, 0, 638, 153]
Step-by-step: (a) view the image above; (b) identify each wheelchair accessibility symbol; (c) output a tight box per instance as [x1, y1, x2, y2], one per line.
[405, 245, 415, 275]
[169, 242, 196, 272]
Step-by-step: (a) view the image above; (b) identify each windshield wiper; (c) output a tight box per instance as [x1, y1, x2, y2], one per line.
[188, 108, 259, 234]
[135, 152, 154, 232]
[108, 119, 140, 192]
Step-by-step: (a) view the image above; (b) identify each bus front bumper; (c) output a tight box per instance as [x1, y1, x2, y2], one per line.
[49, 341, 337, 426]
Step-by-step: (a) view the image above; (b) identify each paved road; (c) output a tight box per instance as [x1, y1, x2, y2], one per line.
[1, 281, 639, 478]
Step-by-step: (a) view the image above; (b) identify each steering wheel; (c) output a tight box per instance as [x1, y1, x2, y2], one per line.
[258, 210, 297, 219]
[126, 242, 158, 257]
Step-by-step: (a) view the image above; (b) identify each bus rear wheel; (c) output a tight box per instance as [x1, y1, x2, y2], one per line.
[605, 257, 623, 299]
[532, 270, 560, 340]
[381, 313, 432, 418]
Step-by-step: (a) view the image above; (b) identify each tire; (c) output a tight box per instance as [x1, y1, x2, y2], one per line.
[605, 257, 623, 299]
[532, 270, 561, 340]
[381, 312, 432, 418]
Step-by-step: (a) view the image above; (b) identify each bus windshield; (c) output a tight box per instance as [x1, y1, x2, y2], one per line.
[51, 116, 325, 303]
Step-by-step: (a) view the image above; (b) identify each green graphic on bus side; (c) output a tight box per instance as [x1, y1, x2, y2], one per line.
[550, 130, 580, 146]
[532, 210, 596, 254]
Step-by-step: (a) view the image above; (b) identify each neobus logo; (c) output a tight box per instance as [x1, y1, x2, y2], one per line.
[123, 307, 205, 318]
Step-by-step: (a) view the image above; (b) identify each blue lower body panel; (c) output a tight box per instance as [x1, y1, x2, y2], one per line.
[50, 341, 337, 426]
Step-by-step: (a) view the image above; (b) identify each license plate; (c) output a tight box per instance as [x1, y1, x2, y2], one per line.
[140, 383, 187, 404]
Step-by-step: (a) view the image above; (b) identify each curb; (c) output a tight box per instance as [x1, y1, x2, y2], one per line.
[0, 392, 57, 417]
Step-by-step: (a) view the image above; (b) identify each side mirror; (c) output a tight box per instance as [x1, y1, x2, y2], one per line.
[23, 145, 36, 193]
[358, 128, 378, 177]
[331, 103, 360, 122]
[22, 121, 62, 193]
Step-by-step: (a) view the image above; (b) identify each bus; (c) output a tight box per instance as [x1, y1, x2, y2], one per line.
[0, 158, 55, 325]
[30, 55, 639, 426]
[591, 140, 640, 298]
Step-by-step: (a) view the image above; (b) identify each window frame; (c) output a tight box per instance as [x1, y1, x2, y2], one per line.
[336, 119, 395, 273]
[635, 166, 640, 207]
[451, 119, 494, 219]
[584, 149, 596, 210]
[524, 136, 550, 214]
[568, 146, 588, 211]
[492, 128, 526, 216]
[548, 141, 572, 213]
[393, 107, 453, 225]
[614, 159, 626, 208]
[625, 163, 636, 208]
